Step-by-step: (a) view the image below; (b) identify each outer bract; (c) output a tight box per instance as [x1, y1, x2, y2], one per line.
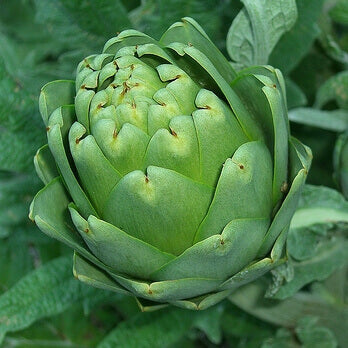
[30, 18, 311, 310]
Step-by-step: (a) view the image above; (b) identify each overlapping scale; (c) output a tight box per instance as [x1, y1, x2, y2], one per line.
[30, 17, 311, 311]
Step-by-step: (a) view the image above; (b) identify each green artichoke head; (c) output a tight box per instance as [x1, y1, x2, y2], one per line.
[30, 18, 312, 310]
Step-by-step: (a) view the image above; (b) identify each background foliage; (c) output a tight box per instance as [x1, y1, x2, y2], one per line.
[0, 0, 347, 347]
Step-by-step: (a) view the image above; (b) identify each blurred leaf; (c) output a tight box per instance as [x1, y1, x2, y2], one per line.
[97, 306, 225, 348]
[4, 294, 123, 348]
[262, 317, 338, 348]
[129, 0, 239, 50]
[320, 32, 348, 65]
[286, 78, 308, 109]
[261, 327, 295, 348]
[288, 107, 348, 131]
[222, 303, 274, 343]
[227, 0, 297, 66]
[333, 131, 348, 198]
[33, 0, 103, 50]
[295, 316, 337, 348]
[318, 1, 348, 66]
[290, 185, 348, 231]
[269, 0, 325, 73]
[314, 71, 348, 109]
[276, 239, 347, 299]
[289, 50, 333, 105]
[191, 306, 223, 345]
[60, 0, 131, 38]
[229, 280, 347, 347]
[97, 308, 194, 348]
[330, 0, 348, 25]
[0, 255, 111, 344]
[269, 186, 348, 299]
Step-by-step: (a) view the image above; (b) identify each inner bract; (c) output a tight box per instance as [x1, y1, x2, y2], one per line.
[70, 46, 249, 255]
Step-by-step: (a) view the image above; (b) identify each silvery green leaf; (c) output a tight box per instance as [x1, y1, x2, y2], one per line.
[271, 185, 348, 299]
[288, 108, 348, 132]
[227, 0, 297, 66]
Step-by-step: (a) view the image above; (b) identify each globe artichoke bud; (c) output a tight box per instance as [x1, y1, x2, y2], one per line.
[30, 18, 311, 310]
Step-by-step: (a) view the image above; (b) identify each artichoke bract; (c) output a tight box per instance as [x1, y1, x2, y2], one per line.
[30, 18, 311, 310]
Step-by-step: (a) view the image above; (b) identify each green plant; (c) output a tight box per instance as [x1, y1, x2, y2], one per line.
[29, 17, 311, 310]
[1, 1, 347, 346]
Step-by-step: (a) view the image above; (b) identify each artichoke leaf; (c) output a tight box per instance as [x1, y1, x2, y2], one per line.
[34, 144, 59, 185]
[29, 178, 98, 266]
[151, 217, 269, 281]
[47, 107, 97, 218]
[144, 115, 200, 182]
[112, 274, 221, 302]
[257, 138, 312, 257]
[75, 88, 95, 133]
[136, 43, 176, 67]
[270, 223, 290, 261]
[135, 298, 170, 312]
[39, 80, 75, 126]
[76, 54, 97, 74]
[231, 67, 289, 207]
[194, 290, 235, 310]
[77, 70, 100, 90]
[192, 89, 249, 186]
[219, 257, 285, 291]
[238, 65, 288, 111]
[194, 141, 273, 242]
[103, 30, 158, 55]
[160, 17, 237, 84]
[103, 166, 214, 256]
[262, 84, 289, 207]
[92, 119, 150, 176]
[156, 64, 200, 116]
[73, 252, 131, 295]
[89, 54, 114, 71]
[68, 122, 122, 214]
[182, 45, 265, 142]
[69, 207, 175, 280]
[289, 137, 312, 179]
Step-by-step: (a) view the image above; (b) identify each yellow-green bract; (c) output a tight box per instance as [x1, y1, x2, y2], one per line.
[29, 17, 311, 310]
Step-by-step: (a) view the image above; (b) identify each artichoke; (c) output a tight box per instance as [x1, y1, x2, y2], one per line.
[30, 18, 311, 310]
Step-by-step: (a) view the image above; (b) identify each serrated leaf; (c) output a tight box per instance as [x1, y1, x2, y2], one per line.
[271, 186, 348, 299]
[276, 240, 347, 299]
[97, 308, 194, 348]
[227, 0, 297, 66]
[0, 255, 109, 343]
[60, 0, 131, 38]
[269, 0, 325, 73]
[288, 108, 348, 132]
[0, 128, 45, 173]
[290, 185, 348, 230]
